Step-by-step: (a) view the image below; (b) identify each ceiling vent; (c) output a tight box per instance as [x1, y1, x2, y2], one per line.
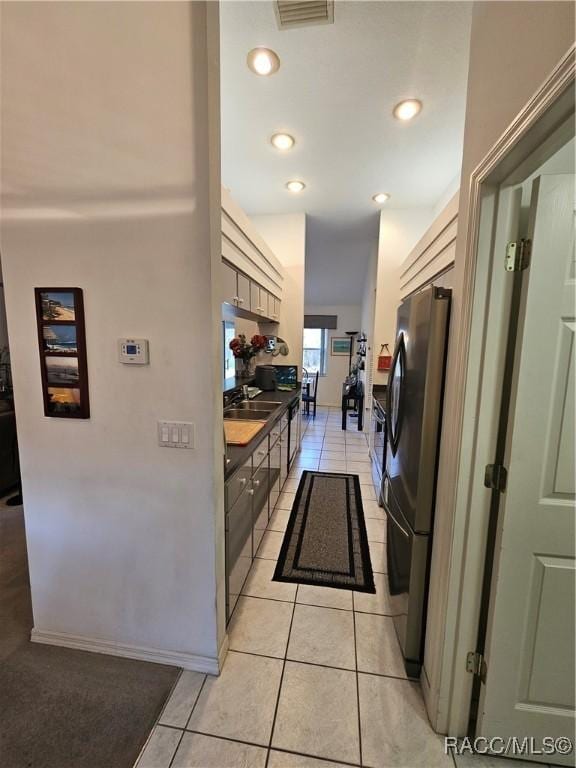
[274, 1, 334, 30]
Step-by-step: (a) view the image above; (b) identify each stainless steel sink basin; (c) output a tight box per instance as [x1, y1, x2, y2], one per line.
[224, 409, 271, 421]
[233, 400, 282, 411]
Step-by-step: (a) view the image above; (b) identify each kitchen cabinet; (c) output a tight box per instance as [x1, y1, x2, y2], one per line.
[269, 295, 281, 322]
[224, 396, 300, 622]
[268, 432, 281, 514]
[250, 281, 267, 317]
[226, 482, 253, 619]
[222, 259, 279, 323]
[252, 457, 269, 555]
[237, 272, 250, 311]
[222, 261, 238, 307]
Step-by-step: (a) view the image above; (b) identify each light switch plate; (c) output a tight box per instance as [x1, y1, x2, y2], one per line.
[158, 421, 194, 449]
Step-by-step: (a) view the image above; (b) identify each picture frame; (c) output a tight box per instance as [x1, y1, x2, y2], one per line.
[34, 287, 90, 419]
[330, 337, 352, 356]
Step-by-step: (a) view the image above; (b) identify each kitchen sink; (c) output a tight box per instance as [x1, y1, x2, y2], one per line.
[232, 400, 282, 411]
[224, 409, 271, 421]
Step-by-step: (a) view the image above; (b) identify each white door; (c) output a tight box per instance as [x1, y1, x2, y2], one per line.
[478, 174, 576, 765]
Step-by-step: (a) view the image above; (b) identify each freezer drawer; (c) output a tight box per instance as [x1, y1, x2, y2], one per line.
[384, 477, 431, 678]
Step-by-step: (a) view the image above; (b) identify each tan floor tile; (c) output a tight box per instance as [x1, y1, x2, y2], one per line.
[287, 604, 355, 670]
[355, 613, 406, 678]
[172, 733, 266, 768]
[159, 670, 205, 728]
[296, 583, 353, 610]
[272, 662, 360, 765]
[359, 674, 451, 768]
[188, 651, 283, 746]
[241, 558, 296, 602]
[228, 596, 293, 658]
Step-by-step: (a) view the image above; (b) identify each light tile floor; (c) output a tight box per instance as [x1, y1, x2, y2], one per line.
[136, 408, 551, 768]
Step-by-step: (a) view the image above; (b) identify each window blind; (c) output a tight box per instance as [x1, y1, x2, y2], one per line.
[304, 314, 338, 330]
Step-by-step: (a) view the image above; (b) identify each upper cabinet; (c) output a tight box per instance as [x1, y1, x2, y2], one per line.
[221, 187, 283, 324]
[399, 192, 459, 299]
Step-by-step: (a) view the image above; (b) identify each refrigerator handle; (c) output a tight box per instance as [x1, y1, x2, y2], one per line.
[384, 499, 410, 538]
[386, 333, 406, 457]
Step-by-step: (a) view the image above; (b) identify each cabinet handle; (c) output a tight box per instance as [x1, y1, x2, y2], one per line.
[233, 295, 239, 303]
[247, 488, 255, 496]
[257, 450, 266, 457]
[239, 477, 247, 486]
[226, 458, 231, 465]
[237, 297, 245, 305]
[253, 480, 260, 488]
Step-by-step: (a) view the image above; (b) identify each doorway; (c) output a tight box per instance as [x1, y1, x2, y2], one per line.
[471, 134, 575, 763]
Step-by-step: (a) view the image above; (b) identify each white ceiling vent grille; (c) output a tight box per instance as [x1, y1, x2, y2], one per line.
[274, 1, 334, 30]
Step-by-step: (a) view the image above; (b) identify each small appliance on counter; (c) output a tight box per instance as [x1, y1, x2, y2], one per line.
[255, 365, 277, 391]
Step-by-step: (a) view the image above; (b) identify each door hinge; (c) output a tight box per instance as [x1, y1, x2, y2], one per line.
[466, 651, 487, 683]
[484, 463, 507, 492]
[505, 239, 532, 272]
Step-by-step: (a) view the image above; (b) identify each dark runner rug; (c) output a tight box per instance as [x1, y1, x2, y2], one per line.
[273, 471, 375, 593]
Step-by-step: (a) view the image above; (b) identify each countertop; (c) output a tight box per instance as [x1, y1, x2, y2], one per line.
[224, 386, 301, 480]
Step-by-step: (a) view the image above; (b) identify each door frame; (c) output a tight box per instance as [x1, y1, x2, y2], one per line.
[428, 45, 575, 736]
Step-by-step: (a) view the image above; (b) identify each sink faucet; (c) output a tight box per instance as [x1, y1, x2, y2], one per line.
[242, 385, 249, 399]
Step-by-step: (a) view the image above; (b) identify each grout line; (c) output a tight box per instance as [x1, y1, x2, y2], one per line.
[269, 746, 361, 767]
[227, 648, 412, 683]
[182, 673, 208, 732]
[264, 587, 298, 768]
[352, 595, 363, 766]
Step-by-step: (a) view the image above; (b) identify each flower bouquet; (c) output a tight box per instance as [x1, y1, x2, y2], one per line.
[229, 333, 267, 376]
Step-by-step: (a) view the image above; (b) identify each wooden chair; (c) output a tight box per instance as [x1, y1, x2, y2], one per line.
[302, 369, 319, 419]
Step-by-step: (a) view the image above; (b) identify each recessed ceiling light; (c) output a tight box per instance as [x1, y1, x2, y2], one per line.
[372, 192, 390, 204]
[393, 99, 422, 121]
[247, 47, 280, 76]
[271, 133, 295, 151]
[286, 180, 305, 193]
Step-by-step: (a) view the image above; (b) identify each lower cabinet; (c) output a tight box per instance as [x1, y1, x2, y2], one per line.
[224, 400, 298, 623]
[226, 484, 253, 620]
[252, 457, 269, 556]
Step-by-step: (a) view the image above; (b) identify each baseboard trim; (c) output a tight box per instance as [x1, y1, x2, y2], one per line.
[30, 628, 220, 675]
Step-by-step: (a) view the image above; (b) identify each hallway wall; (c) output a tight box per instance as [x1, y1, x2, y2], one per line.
[424, 0, 575, 733]
[0, 2, 225, 670]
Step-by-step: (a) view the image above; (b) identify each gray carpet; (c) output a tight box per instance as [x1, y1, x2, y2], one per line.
[273, 471, 375, 593]
[0, 497, 180, 768]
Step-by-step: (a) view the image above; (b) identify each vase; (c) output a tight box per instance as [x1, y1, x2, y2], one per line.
[240, 358, 253, 377]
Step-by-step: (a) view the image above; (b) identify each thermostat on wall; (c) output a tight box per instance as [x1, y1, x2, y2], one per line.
[118, 338, 149, 365]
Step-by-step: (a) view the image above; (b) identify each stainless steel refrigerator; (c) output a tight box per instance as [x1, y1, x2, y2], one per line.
[383, 284, 451, 678]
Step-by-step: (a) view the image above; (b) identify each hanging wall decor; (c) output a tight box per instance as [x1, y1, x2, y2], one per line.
[34, 288, 90, 418]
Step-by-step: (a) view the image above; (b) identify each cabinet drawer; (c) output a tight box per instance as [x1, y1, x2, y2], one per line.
[252, 441, 268, 470]
[226, 489, 253, 620]
[225, 457, 252, 510]
[269, 423, 282, 447]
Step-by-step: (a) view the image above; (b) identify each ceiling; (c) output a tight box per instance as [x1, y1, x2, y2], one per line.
[220, 1, 472, 305]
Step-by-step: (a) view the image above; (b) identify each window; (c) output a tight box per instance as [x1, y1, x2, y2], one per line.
[302, 328, 328, 376]
[223, 320, 235, 382]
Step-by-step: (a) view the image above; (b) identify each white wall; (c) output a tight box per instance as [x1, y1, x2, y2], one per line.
[303, 305, 362, 407]
[424, 0, 575, 732]
[251, 214, 306, 373]
[372, 208, 435, 387]
[358, 244, 379, 425]
[0, 2, 225, 671]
